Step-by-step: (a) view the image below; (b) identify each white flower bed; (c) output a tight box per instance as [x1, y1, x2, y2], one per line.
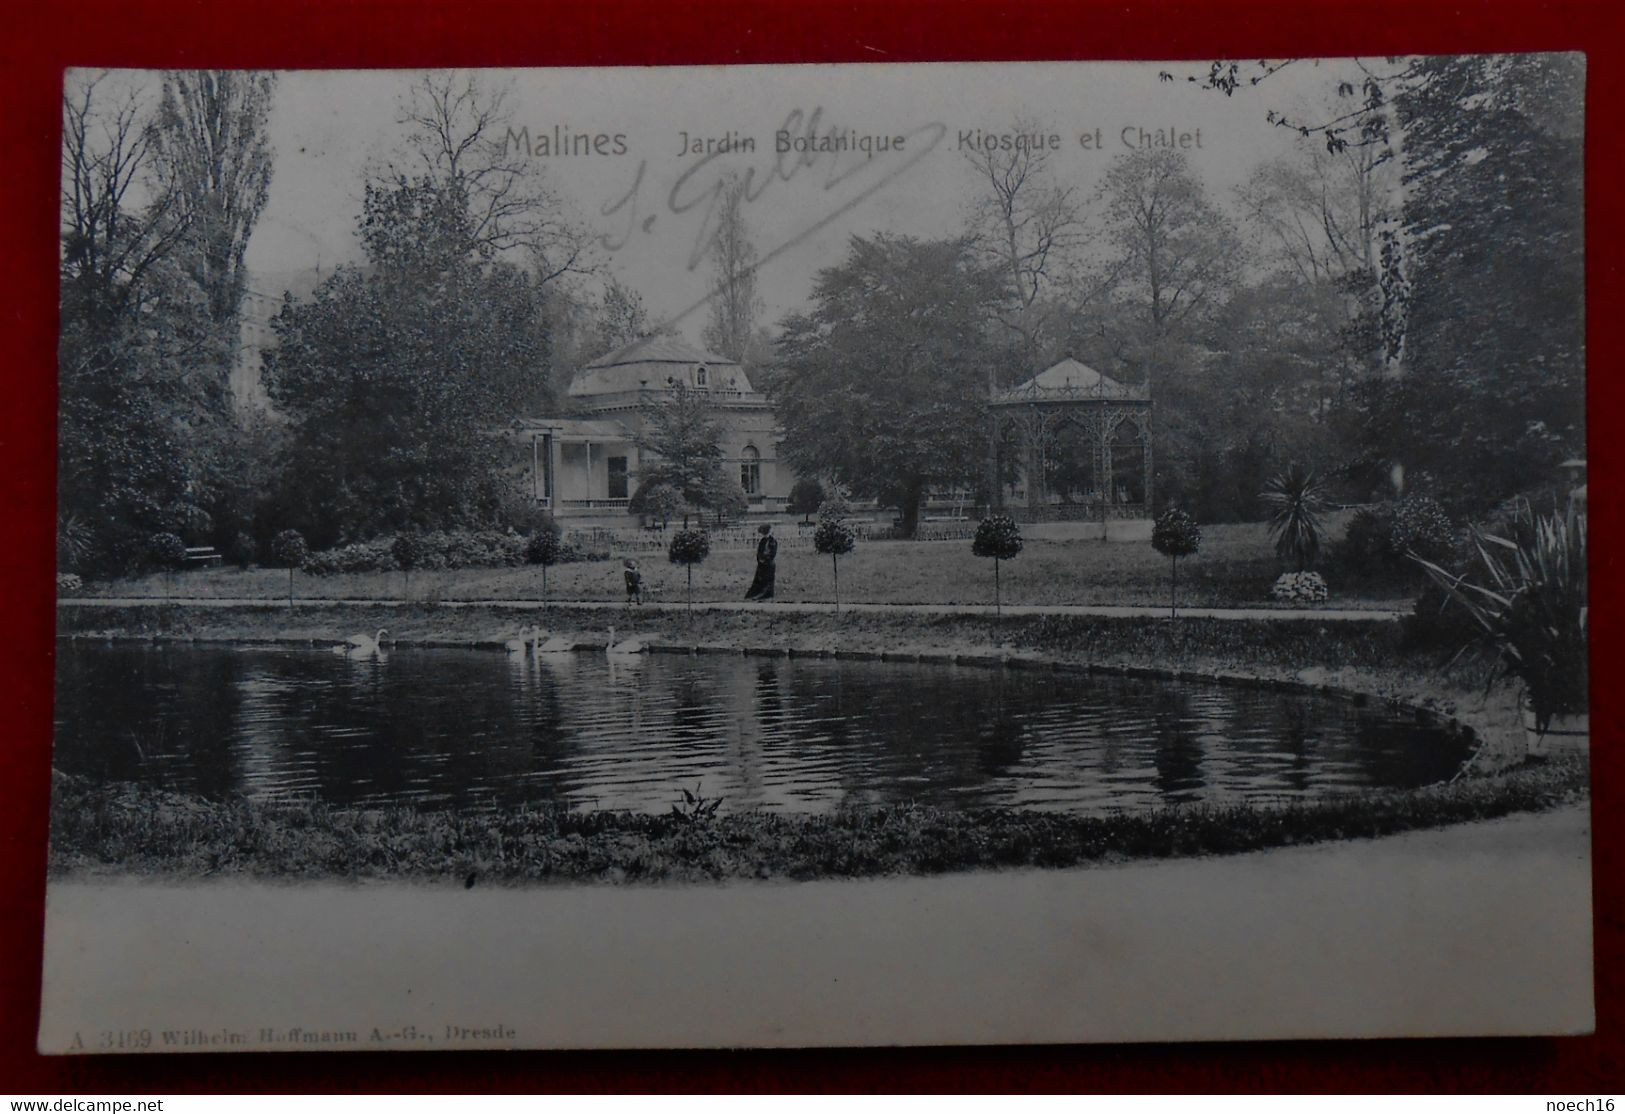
[1270, 571, 1328, 604]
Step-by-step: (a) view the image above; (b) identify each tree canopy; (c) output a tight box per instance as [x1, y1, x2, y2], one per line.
[774, 234, 1006, 535]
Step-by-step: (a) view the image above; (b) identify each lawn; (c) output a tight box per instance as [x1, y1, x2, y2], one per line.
[83, 516, 1415, 611]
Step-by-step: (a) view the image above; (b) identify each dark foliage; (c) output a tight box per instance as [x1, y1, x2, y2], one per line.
[972, 514, 1024, 561]
[270, 529, 308, 569]
[788, 477, 827, 522]
[50, 761, 1585, 884]
[774, 234, 1005, 537]
[525, 519, 563, 566]
[146, 532, 186, 571]
[1339, 497, 1457, 579]
[1151, 509, 1202, 559]
[667, 529, 711, 566]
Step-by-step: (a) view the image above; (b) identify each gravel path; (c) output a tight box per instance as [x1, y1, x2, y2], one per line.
[40, 804, 1591, 1051]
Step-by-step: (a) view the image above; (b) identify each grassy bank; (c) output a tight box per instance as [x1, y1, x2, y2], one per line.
[76, 519, 1414, 611]
[49, 760, 1587, 885]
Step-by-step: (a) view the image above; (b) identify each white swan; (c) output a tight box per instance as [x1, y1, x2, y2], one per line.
[503, 627, 535, 654]
[535, 634, 576, 654]
[340, 628, 389, 656]
[606, 626, 646, 655]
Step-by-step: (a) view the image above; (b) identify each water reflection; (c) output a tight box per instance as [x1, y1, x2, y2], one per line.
[53, 645, 1471, 817]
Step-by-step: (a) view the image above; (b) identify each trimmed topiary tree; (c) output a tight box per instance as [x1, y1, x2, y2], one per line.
[392, 532, 427, 597]
[972, 513, 1023, 617]
[813, 505, 856, 613]
[667, 528, 711, 613]
[1151, 508, 1202, 617]
[525, 519, 563, 605]
[271, 529, 308, 608]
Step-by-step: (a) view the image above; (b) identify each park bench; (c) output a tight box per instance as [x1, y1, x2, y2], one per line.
[183, 546, 223, 569]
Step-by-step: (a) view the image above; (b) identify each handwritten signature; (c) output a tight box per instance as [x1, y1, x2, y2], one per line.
[599, 106, 947, 326]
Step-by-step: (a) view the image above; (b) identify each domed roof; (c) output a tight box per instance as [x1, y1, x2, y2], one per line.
[571, 335, 752, 398]
[583, 335, 734, 370]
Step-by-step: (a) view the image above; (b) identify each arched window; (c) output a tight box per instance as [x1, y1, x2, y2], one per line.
[740, 444, 761, 495]
[695, 365, 708, 387]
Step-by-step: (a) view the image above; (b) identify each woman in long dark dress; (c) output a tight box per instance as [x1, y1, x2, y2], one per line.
[744, 523, 777, 600]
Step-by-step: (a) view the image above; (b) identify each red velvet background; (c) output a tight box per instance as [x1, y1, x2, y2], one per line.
[1, 0, 1618, 1093]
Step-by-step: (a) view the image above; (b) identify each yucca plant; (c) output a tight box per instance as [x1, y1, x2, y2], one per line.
[1412, 498, 1588, 733]
[1261, 463, 1327, 572]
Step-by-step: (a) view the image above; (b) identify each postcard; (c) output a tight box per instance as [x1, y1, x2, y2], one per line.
[43, 57, 1591, 1052]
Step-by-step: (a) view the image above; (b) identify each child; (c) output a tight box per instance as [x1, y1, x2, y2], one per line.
[623, 558, 644, 607]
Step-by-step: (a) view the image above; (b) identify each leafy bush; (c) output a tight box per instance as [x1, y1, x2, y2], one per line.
[1340, 497, 1457, 577]
[147, 532, 187, 572]
[526, 522, 562, 566]
[555, 540, 612, 565]
[1270, 571, 1329, 604]
[629, 482, 683, 528]
[494, 491, 558, 536]
[298, 530, 529, 576]
[56, 573, 83, 595]
[303, 541, 398, 576]
[788, 477, 827, 522]
[391, 532, 427, 574]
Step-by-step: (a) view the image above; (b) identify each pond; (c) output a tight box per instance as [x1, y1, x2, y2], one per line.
[53, 644, 1470, 816]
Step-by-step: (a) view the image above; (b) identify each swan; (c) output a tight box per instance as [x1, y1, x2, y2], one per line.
[535, 634, 576, 654]
[503, 627, 535, 654]
[341, 628, 389, 656]
[606, 626, 646, 655]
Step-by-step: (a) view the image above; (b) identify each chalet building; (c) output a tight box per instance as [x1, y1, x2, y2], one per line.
[509, 336, 794, 522]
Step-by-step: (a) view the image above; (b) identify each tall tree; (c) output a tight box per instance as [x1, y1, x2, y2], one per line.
[152, 72, 277, 338]
[58, 72, 217, 572]
[774, 234, 1004, 536]
[1098, 148, 1242, 350]
[633, 386, 727, 527]
[1091, 149, 1243, 513]
[394, 70, 594, 283]
[1359, 53, 1584, 510]
[700, 176, 762, 364]
[264, 76, 558, 545]
[962, 117, 1085, 365]
[962, 117, 1089, 507]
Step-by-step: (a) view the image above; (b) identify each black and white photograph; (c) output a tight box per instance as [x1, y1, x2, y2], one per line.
[44, 56, 1590, 1052]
